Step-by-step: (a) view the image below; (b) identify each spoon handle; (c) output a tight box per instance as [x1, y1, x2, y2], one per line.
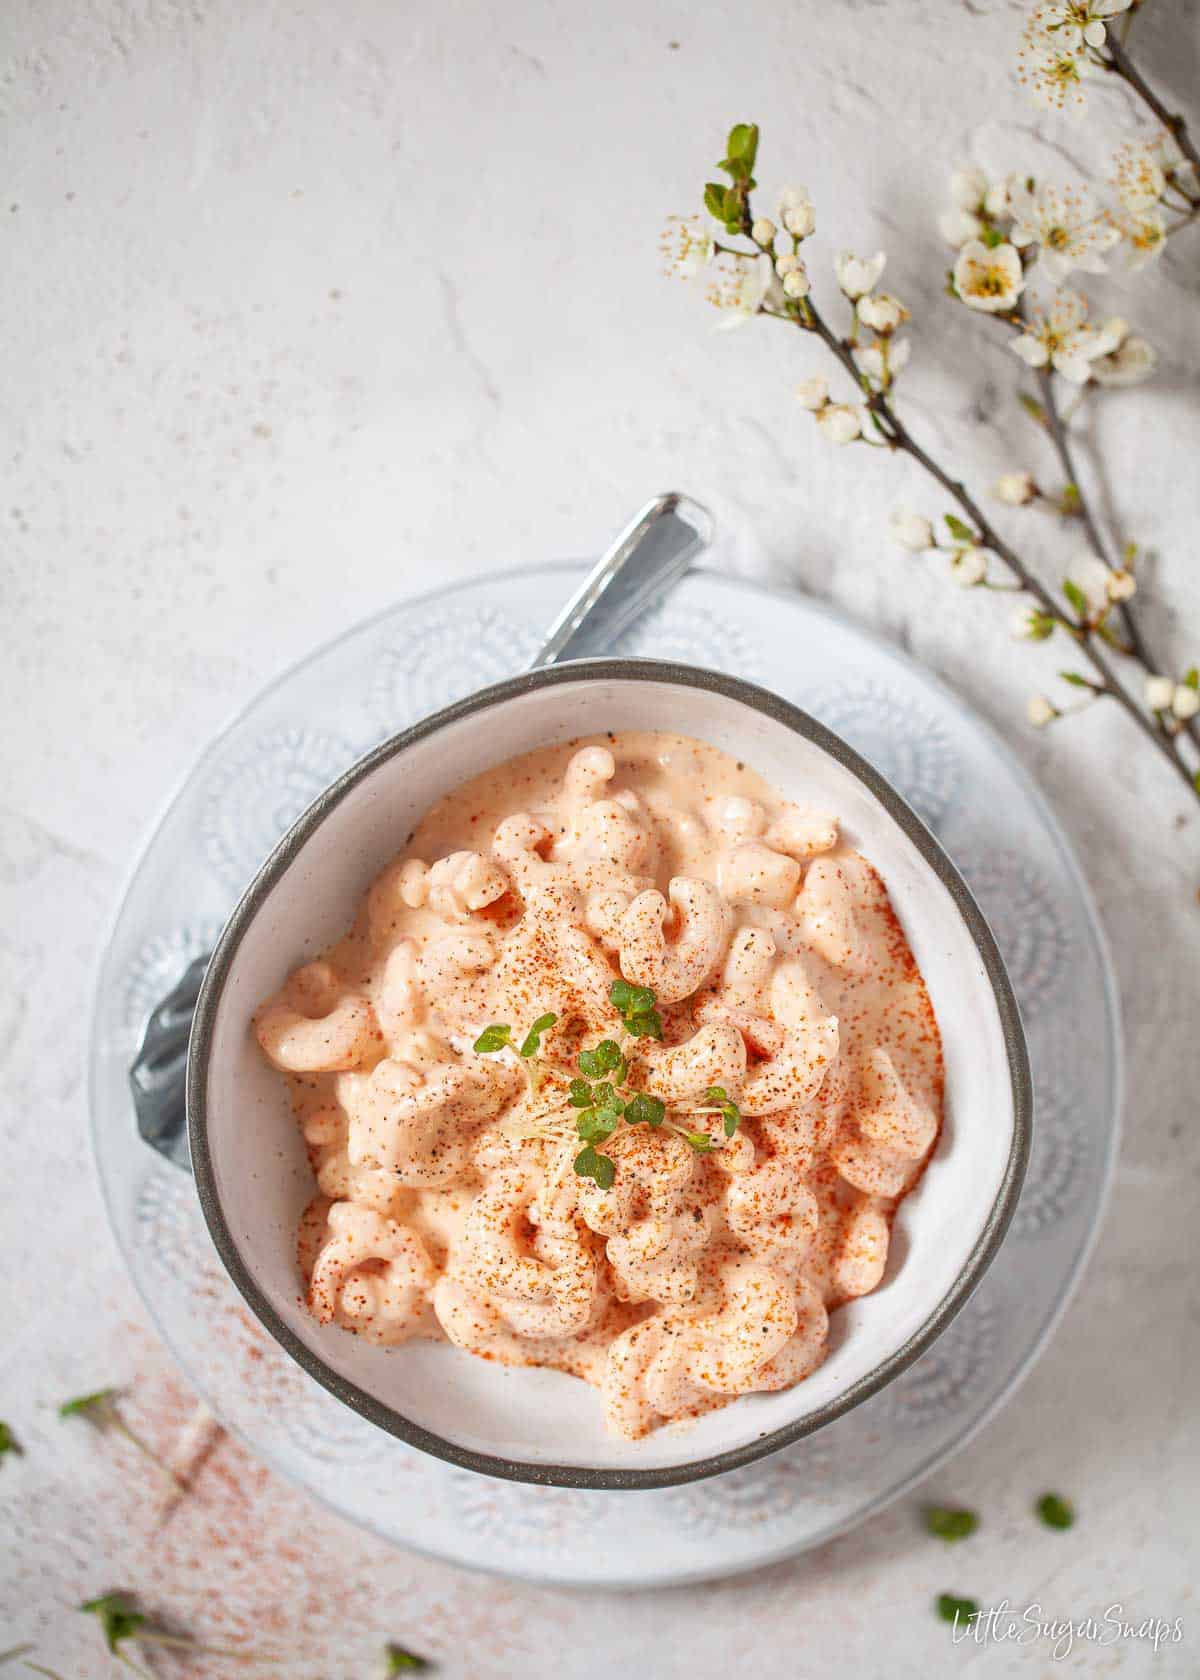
[528, 493, 713, 670]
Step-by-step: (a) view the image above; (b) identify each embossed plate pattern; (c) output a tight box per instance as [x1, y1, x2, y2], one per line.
[89, 563, 1120, 1589]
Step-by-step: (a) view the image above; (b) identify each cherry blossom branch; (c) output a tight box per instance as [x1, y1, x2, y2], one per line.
[780, 295, 1199, 801]
[1103, 33, 1200, 182]
[1030, 366, 1200, 752]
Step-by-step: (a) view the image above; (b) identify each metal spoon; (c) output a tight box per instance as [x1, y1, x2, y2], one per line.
[129, 492, 713, 1170]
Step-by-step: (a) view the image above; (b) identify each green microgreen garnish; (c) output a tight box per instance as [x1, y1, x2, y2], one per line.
[384, 1643, 432, 1674]
[679, 1130, 715, 1153]
[577, 1038, 627, 1080]
[1036, 1492, 1074, 1529]
[623, 1092, 666, 1128]
[519, 1012, 558, 1058]
[0, 1422, 21, 1461]
[609, 978, 663, 1040]
[924, 1505, 979, 1542]
[698, 1084, 742, 1138]
[573, 1145, 616, 1190]
[936, 1594, 979, 1626]
[60, 1390, 186, 1493]
[473, 1024, 513, 1053]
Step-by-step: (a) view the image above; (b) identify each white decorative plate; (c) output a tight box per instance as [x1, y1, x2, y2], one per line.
[89, 563, 1120, 1589]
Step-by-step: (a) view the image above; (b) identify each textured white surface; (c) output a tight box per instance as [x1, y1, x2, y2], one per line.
[2, 0, 1198, 1674]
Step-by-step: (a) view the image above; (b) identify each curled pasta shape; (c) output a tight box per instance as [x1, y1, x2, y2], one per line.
[577, 1129, 710, 1306]
[725, 1154, 819, 1265]
[796, 857, 860, 968]
[602, 1256, 821, 1435]
[416, 931, 496, 1031]
[342, 1053, 520, 1184]
[766, 807, 839, 858]
[832, 1046, 938, 1197]
[719, 841, 801, 910]
[584, 887, 633, 950]
[432, 1275, 543, 1365]
[492, 813, 554, 891]
[560, 747, 650, 870]
[619, 877, 730, 1004]
[735, 958, 839, 1116]
[830, 1201, 891, 1299]
[452, 1165, 599, 1338]
[426, 851, 510, 921]
[376, 940, 423, 1040]
[308, 1202, 436, 1344]
[717, 797, 766, 842]
[640, 1021, 747, 1102]
[254, 961, 380, 1073]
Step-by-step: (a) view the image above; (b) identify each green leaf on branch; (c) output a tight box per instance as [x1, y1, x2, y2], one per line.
[704, 181, 730, 221]
[1018, 392, 1048, 428]
[724, 122, 759, 172]
[944, 514, 975, 544]
[1058, 671, 1092, 688]
[1062, 579, 1089, 618]
[1184, 666, 1198, 689]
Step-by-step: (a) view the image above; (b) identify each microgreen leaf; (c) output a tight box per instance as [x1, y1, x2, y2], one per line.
[59, 1388, 118, 1420]
[587, 1083, 623, 1111]
[703, 1085, 742, 1138]
[924, 1505, 979, 1542]
[518, 1013, 557, 1058]
[576, 1108, 621, 1145]
[1062, 579, 1089, 618]
[936, 1594, 978, 1626]
[473, 1024, 512, 1054]
[681, 1131, 715, 1153]
[1036, 1492, 1074, 1530]
[624, 1093, 666, 1128]
[578, 1039, 626, 1080]
[80, 1594, 146, 1656]
[944, 514, 975, 544]
[609, 980, 663, 1041]
[567, 1078, 595, 1108]
[574, 1145, 616, 1189]
[384, 1643, 432, 1674]
[0, 1422, 20, 1460]
[624, 1011, 663, 1040]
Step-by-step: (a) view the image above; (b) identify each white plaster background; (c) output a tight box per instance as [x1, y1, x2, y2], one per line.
[2, 0, 1198, 1673]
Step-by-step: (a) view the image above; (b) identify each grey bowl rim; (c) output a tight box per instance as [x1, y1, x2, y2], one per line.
[187, 656, 1032, 1492]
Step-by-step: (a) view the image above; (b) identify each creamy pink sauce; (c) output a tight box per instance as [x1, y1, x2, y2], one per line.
[254, 732, 943, 1438]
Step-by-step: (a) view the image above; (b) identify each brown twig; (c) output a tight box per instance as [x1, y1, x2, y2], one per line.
[1103, 33, 1200, 181]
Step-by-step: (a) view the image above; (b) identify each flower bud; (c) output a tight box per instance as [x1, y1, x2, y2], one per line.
[889, 508, 933, 551]
[782, 266, 810, 299]
[1145, 675, 1175, 711]
[751, 217, 777, 247]
[992, 471, 1037, 506]
[794, 376, 828, 412]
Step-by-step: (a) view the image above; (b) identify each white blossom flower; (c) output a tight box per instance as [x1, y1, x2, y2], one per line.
[1011, 606, 1053, 641]
[1106, 568, 1137, 602]
[751, 216, 777, 247]
[794, 375, 828, 411]
[939, 206, 984, 247]
[1111, 141, 1166, 213]
[660, 215, 716, 280]
[950, 168, 989, 211]
[708, 259, 771, 330]
[1027, 694, 1058, 727]
[1145, 674, 1175, 711]
[1063, 0, 1133, 49]
[782, 266, 811, 299]
[1009, 290, 1123, 383]
[992, 471, 1037, 506]
[835, 250, 886, 300]
[1111, 205, 1167, 269]
[953, 240, 1025, 313]
[779, 187, 816, 239]
[1173, 684, 1200, 721]
[817, 403, 862, 444]
[1066, 554, 1112, 615]
[856, 292, 908, 333]
[984, 179, 1012, 219]
[775, 250, 802, 277]
[949, 546, 988, 587]
[889, 508, 934, 551]
[854, 337, 911, 384]
[1008, 181, 1120, 283]
[1017, 20, 1089, 116]
[1090, 322, 1157, 386]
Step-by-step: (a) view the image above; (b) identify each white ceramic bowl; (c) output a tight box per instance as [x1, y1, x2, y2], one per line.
[188, 660, 1030, 1489]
